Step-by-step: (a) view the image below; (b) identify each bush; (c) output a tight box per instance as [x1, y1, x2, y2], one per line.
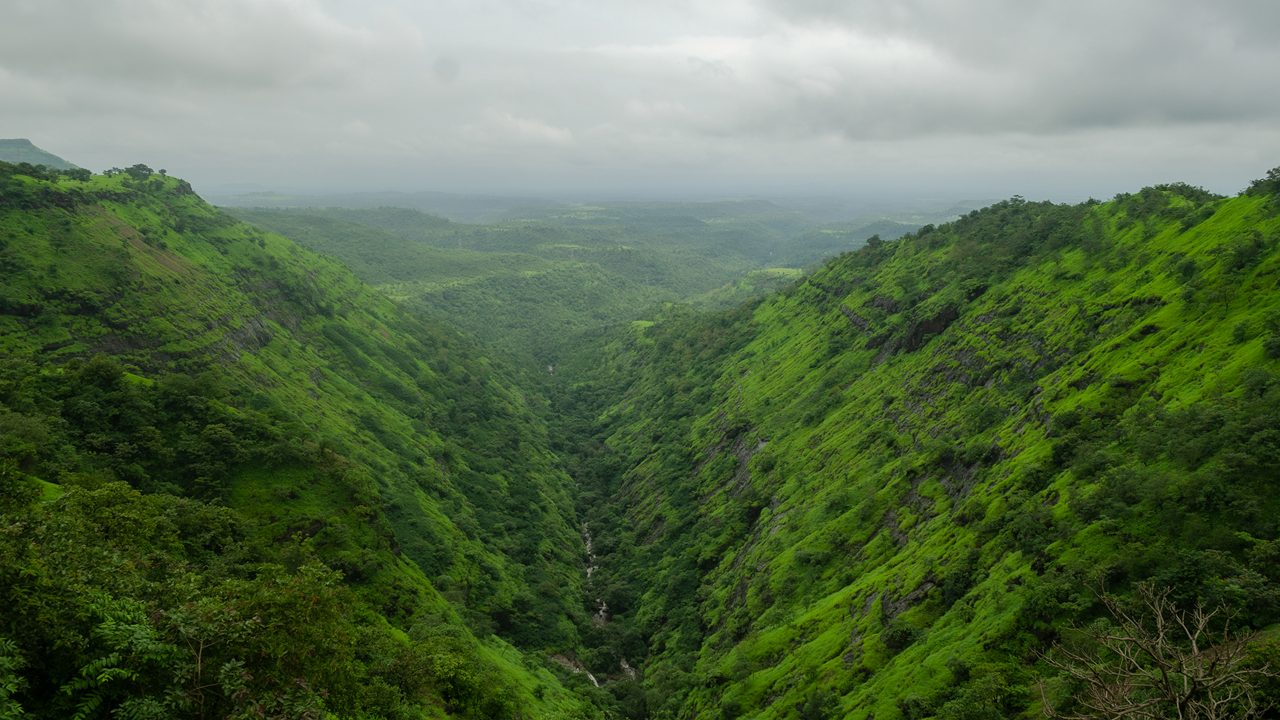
[881, 619, 922, 652]
[1264, 334, 1280, 360]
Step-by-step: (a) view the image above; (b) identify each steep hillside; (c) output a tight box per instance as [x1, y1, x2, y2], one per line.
[0, 139, 78, 170]
[8, 155, 1279, 719]
[563, 178, 1280, 718]
[0, 162, 602, 718]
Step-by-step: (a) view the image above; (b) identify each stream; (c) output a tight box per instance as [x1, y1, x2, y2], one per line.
[583, 522, 609, 625]
[577, 522, 639, 684]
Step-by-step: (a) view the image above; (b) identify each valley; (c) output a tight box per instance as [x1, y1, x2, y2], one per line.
[6, 2, 1279, 717]
[2, 158, 1279, 720]
[221, 202, 919, 378]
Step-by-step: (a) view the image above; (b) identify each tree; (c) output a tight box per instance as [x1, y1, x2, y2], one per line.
[1246, 167, 1280, 197]
[1039, 582, 1275, 720]
[125, 164, 154, 181]
[0, 637, 24, 720]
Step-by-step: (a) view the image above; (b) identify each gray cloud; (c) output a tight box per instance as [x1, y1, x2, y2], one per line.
[2, 0, 1278, 198]
[0, 0, 411, 91]
[728, 1, 1280, 138]
[752, 1, 1280, 131]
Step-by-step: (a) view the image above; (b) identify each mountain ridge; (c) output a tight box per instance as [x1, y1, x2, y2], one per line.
[0, 139, 78, 170]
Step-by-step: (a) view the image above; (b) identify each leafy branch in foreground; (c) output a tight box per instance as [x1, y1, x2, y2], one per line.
[1039, 582, 1275, 720]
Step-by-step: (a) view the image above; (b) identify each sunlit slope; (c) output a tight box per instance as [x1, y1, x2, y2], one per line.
[0, 162, 600, 718]
[576, 182, 1280, 718]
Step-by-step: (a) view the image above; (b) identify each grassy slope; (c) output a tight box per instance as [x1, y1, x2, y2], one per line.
[0, 165, 601, 717]
[570, 184, 1280, 718]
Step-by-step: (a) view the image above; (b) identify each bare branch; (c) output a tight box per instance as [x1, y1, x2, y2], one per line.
[1039, 583, 1276, 720]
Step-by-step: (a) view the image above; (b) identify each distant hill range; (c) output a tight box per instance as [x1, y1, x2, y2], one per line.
[0, 138, 78, 170]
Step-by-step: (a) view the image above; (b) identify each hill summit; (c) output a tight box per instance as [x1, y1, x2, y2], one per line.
[0, 138, 78, 170]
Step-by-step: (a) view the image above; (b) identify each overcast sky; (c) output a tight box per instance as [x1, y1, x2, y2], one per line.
[3, 0, 1279, 200]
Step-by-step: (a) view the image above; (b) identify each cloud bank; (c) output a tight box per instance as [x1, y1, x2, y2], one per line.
[3, 0, 1278, 198]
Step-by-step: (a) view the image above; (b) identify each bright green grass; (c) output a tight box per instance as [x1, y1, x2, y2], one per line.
[566, 186, 1280, 718]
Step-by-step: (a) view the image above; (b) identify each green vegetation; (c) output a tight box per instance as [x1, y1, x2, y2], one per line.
[0, 161, 600, 718]
[558, 180, 1280, 718]
[5, 155, 1280, 719]
[226, 204, 910, 376]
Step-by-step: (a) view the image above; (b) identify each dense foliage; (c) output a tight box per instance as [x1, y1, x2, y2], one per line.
[556, 178, 1280, 718]
[0, 161, 602, 718]
[226, 205, 908, 377]
[6, 155, 1280, 719]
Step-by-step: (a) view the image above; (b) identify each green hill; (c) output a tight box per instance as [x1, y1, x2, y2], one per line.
[6, 155, 1280, 719]
[559, 178, 1280, 718]
[0, 161, 602, 718]
[0, 139, 78, 170]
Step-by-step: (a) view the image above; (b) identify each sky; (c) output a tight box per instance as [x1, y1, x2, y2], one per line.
[3, 0, 1279, 200]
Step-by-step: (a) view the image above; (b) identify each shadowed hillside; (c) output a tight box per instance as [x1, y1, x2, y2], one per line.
[0, 161, 603, 719]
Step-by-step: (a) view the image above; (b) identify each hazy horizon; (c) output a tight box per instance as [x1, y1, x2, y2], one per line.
[4, 0, 1279, 202]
